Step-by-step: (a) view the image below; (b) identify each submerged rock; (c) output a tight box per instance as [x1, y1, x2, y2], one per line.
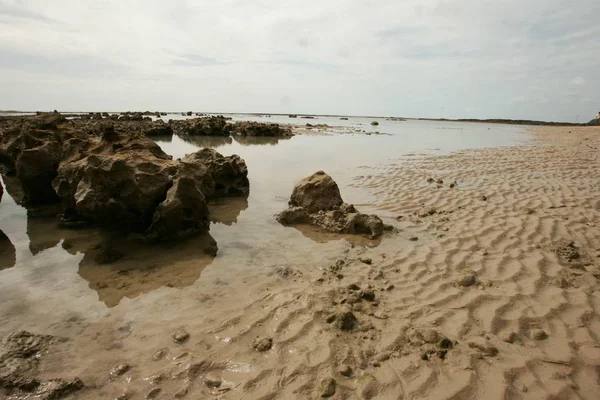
[276, 171, 388, 238]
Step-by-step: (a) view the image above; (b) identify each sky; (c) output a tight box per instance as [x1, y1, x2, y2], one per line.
[0, 0, 598, 121]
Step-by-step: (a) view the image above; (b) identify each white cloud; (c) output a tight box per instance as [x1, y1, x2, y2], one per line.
[0, 0, 599, 121]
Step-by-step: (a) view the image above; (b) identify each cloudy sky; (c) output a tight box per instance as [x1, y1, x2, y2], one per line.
[0, 0, 598, 121]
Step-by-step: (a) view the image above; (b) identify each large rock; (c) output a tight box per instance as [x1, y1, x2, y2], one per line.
[0, 229, 15, 270]
[180, 149, 249, 198]
[231, 121, 292, 137]
[170, 116, 231, 137]
[288, 171, 343, 213]
[276, 171, 388, 238]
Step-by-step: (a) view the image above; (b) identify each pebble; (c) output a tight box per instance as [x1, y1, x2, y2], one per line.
[338, 364, 352, 377]
[502, 331, 519, 343]
[109, 363, 130, 378]
[479, 249, 488, 256]
[252, 337, 273, 352]
[385, 284, 395, 291]
[152, 348, 166, 361]
[203, 374, 222, 388]
[146, 387, 161, 399]
[531, 329, 548, 340]
[173, 327, 189, 343]
[359, 258, 372, 265]
[457, 272, 477, 287]
[409, 236, 419, 241]
[480, 195, 487, 201]
[318, 377, 336, 398]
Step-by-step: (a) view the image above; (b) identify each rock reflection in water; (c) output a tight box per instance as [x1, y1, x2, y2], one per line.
[231, 135, 292, 146]
[74, 233, 217, 308]
[208, 195, 249, 226]
[179, 135, 233, 148]
[290, 224, 382, 248]
[0, 229, 15, 270]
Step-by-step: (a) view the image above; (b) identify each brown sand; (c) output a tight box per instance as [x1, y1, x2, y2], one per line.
[1, 125, 600, 399]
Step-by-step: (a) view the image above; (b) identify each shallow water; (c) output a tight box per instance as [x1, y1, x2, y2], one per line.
[0, 119, 527, 309]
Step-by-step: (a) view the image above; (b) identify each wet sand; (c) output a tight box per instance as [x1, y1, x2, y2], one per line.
[1, 124, 599, 399]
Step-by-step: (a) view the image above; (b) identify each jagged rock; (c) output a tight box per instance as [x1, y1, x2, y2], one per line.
[0, 229, 13, 271]
[276, 171, 387, 238]
[231, 121, 292, 137]
[0, 114, 249, 242]
[0, 331, 83, 399]
[170, 116, 230, 137]
[180, 149, 249, 198]
[251, 337, 273, 352]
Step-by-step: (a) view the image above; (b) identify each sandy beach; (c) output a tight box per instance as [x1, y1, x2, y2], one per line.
[1, 121, 598, 399]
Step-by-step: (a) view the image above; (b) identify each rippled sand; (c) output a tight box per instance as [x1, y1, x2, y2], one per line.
[1, 124, 599, 399]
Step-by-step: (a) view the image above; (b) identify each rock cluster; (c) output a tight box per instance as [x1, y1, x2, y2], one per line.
[0, 114, 249, 241]
[276, 171, 388, 238]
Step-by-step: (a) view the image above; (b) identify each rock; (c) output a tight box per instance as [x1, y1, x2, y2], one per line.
[146, 387, 161, 398]
[421, 329, 440, 344]
[251, 337, 273, 352]
[288, 171, 343, 212]
[457, 271, 477, 287]
[174, 387, 189, 398]
[109, 363, 131, 378]
[502, 331, 519, 343]
[231, 121, 292, 137]
[360, 289, 376, 302]
[480, 195, 487, 201]
[170, 116, 230, 137]
[173, 327, 189, 343]
[318, 377, 336, 398]
[326, 309, 358, 331]
[554, 240, 580, 262]
[338, 364, 352, 377]
[409, 236, 419, 241]
[0, 229, 16, 271]
[359, 257, 372, 265]
[531, 329, 548, 340]
[438, 337, 453, 349]
[203, 374, 222, 388]
[181, 148, 249, 197]
[152, 349, 166, 361]
[276, 172, 388, 238]
[357, 374, 379, 398]
[370, 121, 379, 126]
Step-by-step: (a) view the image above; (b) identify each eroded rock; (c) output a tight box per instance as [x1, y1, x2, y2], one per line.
[276, 171, 388, 238]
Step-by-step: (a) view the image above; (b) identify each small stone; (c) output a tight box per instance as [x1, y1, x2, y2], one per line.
[480, 195, 487, 201]
[116, 393, 130, 400]
[318, 377, 336, 398]
[531, 329, 548, 340]
[174, 387, 188, 398]
[457, 272, 477, 287]
[421, 329, 440, 344]
[110, 363, 130, 378]
[409, 236, 419, 241]
[360, 257, 372, 265]
[152, 348, 166, 361]
[427, 178, 435, 184]
[373, 310, 388, 320]
[331, 310, 358, 331]
[252, 337, 273, 352]
[502, 332, 519, 343]
[173, 327, 189, 343]
[385, 284, 395, 291]
[479, 249, 488, 256]
[438, 337, 453, 349]
[347, 283, 360, 291]
[146, 387, 161, 399]
[374, 350, 392, 362]
[360, 289, 376, 302]
[203, 374, 222, 388]
[338, 364, 352, 377]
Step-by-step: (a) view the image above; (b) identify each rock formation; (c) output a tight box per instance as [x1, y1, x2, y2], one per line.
[230, 121, 292, 137]
[276, 171, 388, 238]
[0, 114, 249, 241]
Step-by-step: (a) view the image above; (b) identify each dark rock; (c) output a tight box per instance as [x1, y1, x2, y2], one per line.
[338, 364, 352, 377]
[370, 121, 379, 126]
[276, 171, 387, 238]
[457, 271, 477, 287]
[170, 116, 230, 137]
[326, 309, 358, 331]
[173, 327, 189, 343]
[109, 363, 130, 379]
[251, 337, 273, 352]
[231, 121, 292, 137]
[0, 229, 16, 271]
[318, 377, 336, 398]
